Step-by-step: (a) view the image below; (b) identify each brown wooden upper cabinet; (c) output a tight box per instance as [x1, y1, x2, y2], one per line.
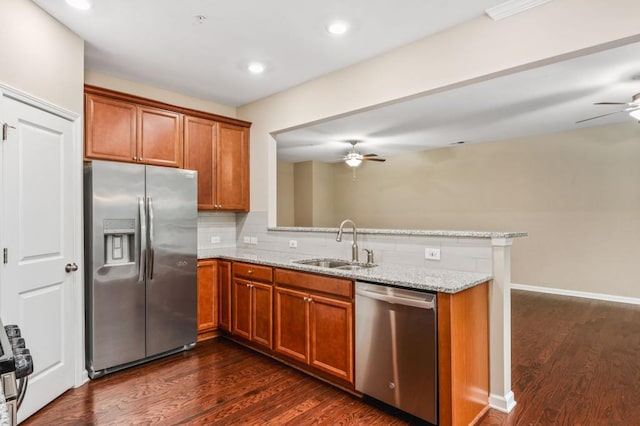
[184, 116, 249, 211]
[85, 91, 183, 167]
[84, 86, 251, 205]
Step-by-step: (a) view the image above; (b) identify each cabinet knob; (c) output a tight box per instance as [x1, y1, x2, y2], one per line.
[133, 156, 138, 161]
[247, 270, 253, 274]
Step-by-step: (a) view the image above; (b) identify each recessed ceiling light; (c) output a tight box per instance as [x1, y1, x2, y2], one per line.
[247, 62, 265, 74]
[65, 0, 92, 10]
[326, 21, 349, 36]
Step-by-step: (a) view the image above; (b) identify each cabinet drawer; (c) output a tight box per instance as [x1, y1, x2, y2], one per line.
[275, 268, 353, 299]
[233, 262, 273, 283]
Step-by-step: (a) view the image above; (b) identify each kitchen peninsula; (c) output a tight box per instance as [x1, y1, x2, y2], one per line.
[197, 221, 526, 425]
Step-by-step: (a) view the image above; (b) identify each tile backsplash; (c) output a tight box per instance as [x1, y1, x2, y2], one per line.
[197, 212, 237, 249]
[197, 211, 493, 273]
[234, 211, 493, 274]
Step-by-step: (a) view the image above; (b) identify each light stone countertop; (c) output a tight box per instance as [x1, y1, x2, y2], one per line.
[198, 248, 491, 294]
[268, 226, 527, 239]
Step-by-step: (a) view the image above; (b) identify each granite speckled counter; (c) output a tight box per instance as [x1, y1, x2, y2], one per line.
[197, 248, 491, 294]
[269, 226, 526, 239]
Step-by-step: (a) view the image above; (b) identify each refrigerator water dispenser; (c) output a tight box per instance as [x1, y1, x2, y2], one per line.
[103, 219, 135, 265]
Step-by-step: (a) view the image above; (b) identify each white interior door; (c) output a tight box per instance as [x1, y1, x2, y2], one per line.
[0, 93, 76, 421]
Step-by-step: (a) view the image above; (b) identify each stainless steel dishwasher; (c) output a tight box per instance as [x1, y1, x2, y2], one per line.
[355, 281, 438, 424]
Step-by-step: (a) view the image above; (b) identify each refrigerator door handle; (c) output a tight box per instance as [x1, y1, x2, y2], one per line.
[148, 197, 155, 280]
[138, 196, 147, 283]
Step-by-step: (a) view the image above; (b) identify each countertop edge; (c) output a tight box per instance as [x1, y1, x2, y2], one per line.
[198, 249, 492, 294]
[267, 226, 527, 239]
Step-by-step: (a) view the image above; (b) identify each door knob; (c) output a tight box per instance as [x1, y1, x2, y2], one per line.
[65, 263, 78, 273]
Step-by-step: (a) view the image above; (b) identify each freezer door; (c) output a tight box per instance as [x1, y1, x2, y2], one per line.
[145, 165, 198, 356]
[84, 161, 146, 373]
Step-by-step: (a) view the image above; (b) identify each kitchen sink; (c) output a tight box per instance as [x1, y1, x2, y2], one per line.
[294, 258, 377, 270]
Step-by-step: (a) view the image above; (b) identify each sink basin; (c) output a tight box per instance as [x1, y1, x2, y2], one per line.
[294, 258, 377, 270]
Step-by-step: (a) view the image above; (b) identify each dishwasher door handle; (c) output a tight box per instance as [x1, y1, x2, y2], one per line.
[356, 288, 435, 310]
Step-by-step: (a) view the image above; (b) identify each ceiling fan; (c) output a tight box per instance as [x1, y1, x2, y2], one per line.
[341, 141, 386, 168]
[576, 92, 640, 124]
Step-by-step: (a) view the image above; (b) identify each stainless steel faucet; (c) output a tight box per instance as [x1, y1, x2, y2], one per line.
[336, 219, 358, 262]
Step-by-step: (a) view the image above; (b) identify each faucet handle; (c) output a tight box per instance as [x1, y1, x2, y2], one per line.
[363, 248, 374, 264]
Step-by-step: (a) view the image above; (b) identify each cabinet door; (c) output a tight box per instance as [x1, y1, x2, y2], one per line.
[309, 294, 354, 384]
[184, 116, 216, 209]
[274, 287, 308, 363]
[232, 278, 252, 340]
[85, 94, 136, 162]
[252, 282, 273, 349]
[216, 123, 249, 211]
[197, 260, 217, 336]
[138, 105, 183, 168]
[218, 261, 232, 332]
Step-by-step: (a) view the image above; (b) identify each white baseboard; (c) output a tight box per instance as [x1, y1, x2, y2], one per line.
[489, 391, 517, 413]
[511, 283, 640, 306]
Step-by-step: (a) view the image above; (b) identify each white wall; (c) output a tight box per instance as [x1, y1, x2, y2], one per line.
[0, 0, 84, 113]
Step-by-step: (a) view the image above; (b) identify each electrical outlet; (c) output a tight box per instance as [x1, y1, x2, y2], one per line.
[250, 237, 258, 245]
[243, 236, 250, 244]
[425, 247, 441, 260]
[289, 240, 298, 248]
[210, 236, 221, 244]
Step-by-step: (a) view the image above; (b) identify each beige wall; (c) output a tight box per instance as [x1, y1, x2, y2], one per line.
[325, 122, 640, 297]
[277, 161, 294, 226]
[279, 123, 640, 297]
[311, 161, 335, 227]
[0, 0, 84, 113]
[237, 0, 640, 214]
[239, 0, 640, 297]
[85, 71, 237, 118]
[293, 162, 313, 226]
[287, 161, 337, 227]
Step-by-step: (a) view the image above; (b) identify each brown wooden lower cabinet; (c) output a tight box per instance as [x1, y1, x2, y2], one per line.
[231, 262, 273, 350]
[274, 268, 354, 386]
[216, 259, 488, 425]
[438, 281, 490, 426]
[196, 259, 218, 342]
[218, 260, 232, 332]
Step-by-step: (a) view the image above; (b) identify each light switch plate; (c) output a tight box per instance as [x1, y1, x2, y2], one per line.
[289, 240, 298, 248]
[211, 236, 221, 244]
[250, 237, 258, 245]
[243, 236, 250, 244]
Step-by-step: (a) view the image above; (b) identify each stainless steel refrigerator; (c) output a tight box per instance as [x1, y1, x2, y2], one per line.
[84, 160, 198, 379]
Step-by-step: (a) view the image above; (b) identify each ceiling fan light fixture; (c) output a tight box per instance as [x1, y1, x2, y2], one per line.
[345, 157, 362, 167]
[629, 109, 640, 121]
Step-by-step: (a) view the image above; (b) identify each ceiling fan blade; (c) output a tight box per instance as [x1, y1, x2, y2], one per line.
[594, 102, 628, 105]
[575, 110, 624, 124]
[364, 158, 386, 162]
[362, 153, 378, 157]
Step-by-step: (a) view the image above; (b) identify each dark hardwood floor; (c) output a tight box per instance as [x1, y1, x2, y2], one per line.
[481, 291, 640, 425]
[24, 290, 640, 425]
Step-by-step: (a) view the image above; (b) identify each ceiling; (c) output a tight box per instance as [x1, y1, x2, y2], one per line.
[275, 40, 640, 163]
[32, 0, 504, 107]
